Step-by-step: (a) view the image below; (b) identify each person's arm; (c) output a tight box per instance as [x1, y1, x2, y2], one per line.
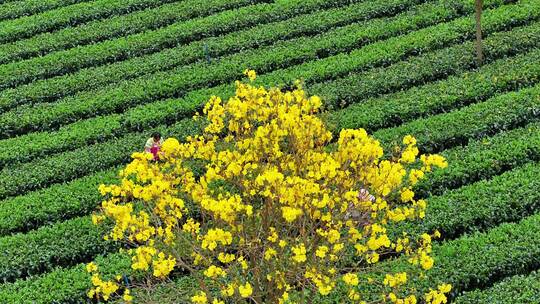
[144, 138, 153, 152]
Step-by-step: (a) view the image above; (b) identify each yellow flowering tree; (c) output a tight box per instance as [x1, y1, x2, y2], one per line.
[89, 70, 450, 303]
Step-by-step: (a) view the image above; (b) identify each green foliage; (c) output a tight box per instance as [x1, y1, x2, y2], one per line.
[0, 0, 176, 44]
[454, 271, 540, 303]
[0, 0, 421, 111]
[329, 43, 540, 133]
[0, 0, 525, 138]
[0, 118, 201, 199]
[417, 122, 540, 196]
[374, 81, 540, 153]
[311, 17, 540, 110]
[0, 0, 538, 301]
[124, 0, 537, 131]
[0, 115, 124, 167]
[399, 161, 540, 239]
[0, 0, 369, 89]
[0, 135, 137, 199]
[0, 0, 89, 21]
[0, 0, 263, 65]
[0, 169, 117, 236]
[0, 216, 115, 282]
[0, 253, 131, 304]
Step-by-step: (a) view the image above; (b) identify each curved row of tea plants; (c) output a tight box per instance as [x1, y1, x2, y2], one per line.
[1, 7, 537, 139]
[0, 0, 387, 89]
[0, 0, 177, 44]
[0, 0, 436, 110]
[454, 270, 540, 304]
[1, 0, 530, 160]
[373, 81, 540, 154]
[0, 119, 201, 199]
[0, 0, 91, 21]
[0, 0, 264, 65]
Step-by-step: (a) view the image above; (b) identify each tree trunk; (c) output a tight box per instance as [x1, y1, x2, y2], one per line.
[475, 0, 483, 65]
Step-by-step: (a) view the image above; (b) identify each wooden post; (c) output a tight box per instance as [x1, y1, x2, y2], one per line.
[474, 0, 484, 65]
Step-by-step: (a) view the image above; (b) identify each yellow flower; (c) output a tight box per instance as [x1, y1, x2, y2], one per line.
[400, 188, 415, 202]
[326, 229, 340, 244]
[384, 272, 407, 287]
[239, 282, 253, 298]
[264, 248, 277, 261]
[191, 291, 208, 304]
[85, 262, 98, 273]
[221, 284, 235, 297]
[420, 252, 434, 270]
[438, 283, 452, 293]
[243, 69, 257, 81]
[91, 214, 105, 225]
[218, 252, 235, 264]
[291, 244, 307, 263]
[204, 265, 226, 278]
[161, 138, 180, 156]
[123, 289, 133, 302]
[403, 135, 417, 146]
[267, 227, 279, 242]
[281, 206, 303, 222]
[316, 246, 329, 258]
[342, 273, 359, 286]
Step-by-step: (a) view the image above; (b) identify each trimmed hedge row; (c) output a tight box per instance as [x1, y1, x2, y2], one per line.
[350, 212, 540, 302]
[0, 0, 260, 65]
[397, 161, 540, 239]
[4, 204, 540, 302]
[454, 271, 540, 304]
[0, 0, 177, 44]
[0, 2, 536, 169]
[0, 216, 116, 283]
[0, 0, 427, 111]
[122, 1, 540, 132]
[422, 213, 540, 299]
[0, 134, 137, 200]
[0, 169, 117, 236]
[0, 118, 202, 200]
[416, 121, 540, 197]
[0, 252, 131, 303]
[373, 81, 540, 154]
[0, 3, 540, 167]
[327, 48, 540, 134]
[0, 115, 124, 167]
[0, 0, 378, 89]
[0, 0, 91, 21]
[309, 17, 540, 110]
[0, 0, 526, 139]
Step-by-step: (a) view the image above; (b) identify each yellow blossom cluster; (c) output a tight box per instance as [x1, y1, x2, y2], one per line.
[86, 262, 132, 303]
[90, 70, 450, 303]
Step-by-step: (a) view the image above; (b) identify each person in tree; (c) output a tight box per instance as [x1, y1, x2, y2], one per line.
[145, 132, 164, 161]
